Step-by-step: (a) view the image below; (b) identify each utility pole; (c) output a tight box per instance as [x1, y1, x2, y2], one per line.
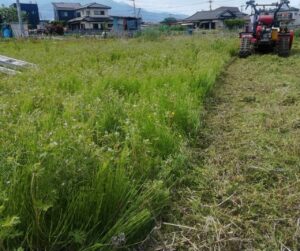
[137, 8, 141, 30]
[137, 8, 141, 18]
[209, 0, 213, 11]
[129, 0, 136, 17]
[16, 0, 24, 37]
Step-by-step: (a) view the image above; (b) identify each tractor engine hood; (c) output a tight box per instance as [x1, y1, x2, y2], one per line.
[258, 15, 274, 26]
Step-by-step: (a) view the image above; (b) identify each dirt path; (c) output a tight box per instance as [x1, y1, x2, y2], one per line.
[158, 53, 300, 250]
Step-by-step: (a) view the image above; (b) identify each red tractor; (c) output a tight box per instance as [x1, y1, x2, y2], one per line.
[239, 0, 294, 57]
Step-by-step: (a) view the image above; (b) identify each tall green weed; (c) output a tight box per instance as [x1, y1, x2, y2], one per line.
[0, 36, 236, 250]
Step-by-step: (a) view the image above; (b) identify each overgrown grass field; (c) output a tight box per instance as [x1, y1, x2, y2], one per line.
[0, 36, 236, 250]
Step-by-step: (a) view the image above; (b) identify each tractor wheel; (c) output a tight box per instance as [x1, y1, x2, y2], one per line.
[239, 37, 252, 58]
[278, 34, 290, 57]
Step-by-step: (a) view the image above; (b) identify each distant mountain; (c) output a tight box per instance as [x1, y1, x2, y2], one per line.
[1, 0, 187, 22]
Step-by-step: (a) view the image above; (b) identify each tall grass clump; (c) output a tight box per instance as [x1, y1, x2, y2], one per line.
[0, 36, 236, 250]
[138, 27, 162, 41]
[138, 25, 187, 40]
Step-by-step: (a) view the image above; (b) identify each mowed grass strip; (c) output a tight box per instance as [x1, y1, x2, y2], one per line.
[162, 42, 300, 250]
[0, 36, 235, 250]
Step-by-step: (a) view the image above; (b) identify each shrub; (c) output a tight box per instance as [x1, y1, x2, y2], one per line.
[46, 21, 65, 35]
[224, 19, 246, 30]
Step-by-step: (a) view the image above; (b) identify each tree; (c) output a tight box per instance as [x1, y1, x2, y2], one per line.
[160, 17, 178, 26]
[46, 21, 64, 35]
[0, 6, 27, 24]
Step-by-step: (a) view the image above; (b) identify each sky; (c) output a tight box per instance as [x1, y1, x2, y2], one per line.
[116, 0, 300, 15]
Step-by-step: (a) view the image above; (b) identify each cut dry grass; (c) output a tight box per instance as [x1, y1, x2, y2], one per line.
[155, 42, 300, 250]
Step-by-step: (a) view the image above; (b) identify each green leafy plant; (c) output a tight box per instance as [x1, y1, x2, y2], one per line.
[0, 6, 27, 23]
[224, 18, 246, 30]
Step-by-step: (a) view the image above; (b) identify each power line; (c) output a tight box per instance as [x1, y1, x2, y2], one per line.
[136, 0, 244, 10]
[138, 1, 209, 9]
[131, 0, 246, 16]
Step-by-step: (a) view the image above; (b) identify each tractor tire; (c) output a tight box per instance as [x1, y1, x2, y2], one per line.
[239, 37, 252, 58]
[278, 34, 290, 57]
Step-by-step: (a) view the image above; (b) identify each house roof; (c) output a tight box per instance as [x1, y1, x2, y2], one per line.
[216, 7, 246, 17]
[68, 16, 113, 23]
[269, 6, 299, 12]
[52, 2, 82, 10]
[185, 6, 246, 21]
[287, 7, 299, 11]
[76, 2, 111, 10]
[215, 7, 239, 13]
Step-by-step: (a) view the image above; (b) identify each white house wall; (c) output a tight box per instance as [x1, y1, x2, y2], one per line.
[83, 22, 92, 29]
[276, 10, 300, 27]
[291, 11, 300, 26]
[80, 22, 110, 29]
[216, 20, 224, 28]
[78, 9, 109, 17]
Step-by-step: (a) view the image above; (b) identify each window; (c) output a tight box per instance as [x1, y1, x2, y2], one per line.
[94, 10, 105, 15]
[76, 12, 81, 17]
[93, 23, 99, 29]
[63, 11, 68, 17]
[86, 10, 90, 16]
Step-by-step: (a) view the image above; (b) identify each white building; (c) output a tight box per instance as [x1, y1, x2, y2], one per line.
[283, 7, 300, 27]
[68, 3, 113, 30]
[271, 7, 300, 27]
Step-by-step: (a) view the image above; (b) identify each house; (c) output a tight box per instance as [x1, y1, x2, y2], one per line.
[184, 7, 246, 29]
[270, 7, 300, 27]
[11, 2, 40, 29]
[112, 16, 142, 32]
[52, 2, 82, 22]
[67, 3, 112, 30]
